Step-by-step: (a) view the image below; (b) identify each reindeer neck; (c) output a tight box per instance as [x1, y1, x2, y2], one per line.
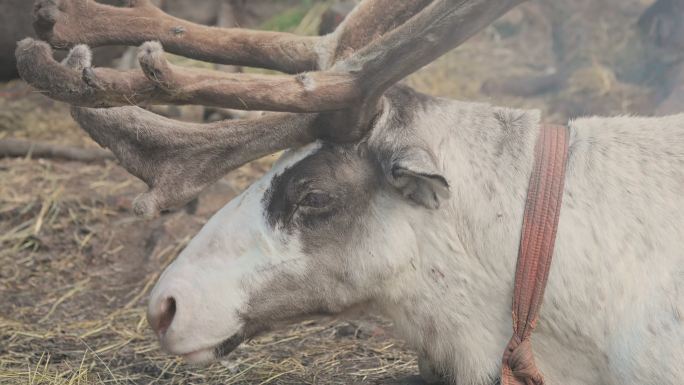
[379, 97, 543, 384]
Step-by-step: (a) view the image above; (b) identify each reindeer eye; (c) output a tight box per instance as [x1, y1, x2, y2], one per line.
[299, 191, 332, 208]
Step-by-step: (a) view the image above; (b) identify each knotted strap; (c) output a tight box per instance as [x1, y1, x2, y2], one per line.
[501, 124, 569, 385]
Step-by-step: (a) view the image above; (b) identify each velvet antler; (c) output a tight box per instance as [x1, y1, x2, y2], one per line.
[18, 0, 524, 217]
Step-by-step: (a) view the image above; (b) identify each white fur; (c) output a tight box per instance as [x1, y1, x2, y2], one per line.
[366, 103, 684, 385]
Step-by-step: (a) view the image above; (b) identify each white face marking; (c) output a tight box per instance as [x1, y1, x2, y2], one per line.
[147, 143, 322, 361]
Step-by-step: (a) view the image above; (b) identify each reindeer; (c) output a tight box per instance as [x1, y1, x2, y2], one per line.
[16, 0, 684, 384]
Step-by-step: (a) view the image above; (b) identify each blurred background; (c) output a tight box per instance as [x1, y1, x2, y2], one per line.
[0, 0, 682, 384]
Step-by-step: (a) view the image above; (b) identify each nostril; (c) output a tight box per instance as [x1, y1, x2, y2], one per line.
[157, 296, 176, 335]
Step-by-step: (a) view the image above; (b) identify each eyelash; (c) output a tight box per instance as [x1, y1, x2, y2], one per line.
[284, 192, 332, 225]
[284, 203, 299, 225]
[299, 191, 331, 208]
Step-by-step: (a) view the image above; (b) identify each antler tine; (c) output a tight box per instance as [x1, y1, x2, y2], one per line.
[32, 0, 432, 74]
[33, 0, 318, 73]
[16, 39, 360, 111]
[328, 0, 433, 65]
[336, 0, 528, 114]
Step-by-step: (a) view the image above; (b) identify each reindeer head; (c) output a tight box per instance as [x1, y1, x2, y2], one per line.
[17, 0, 524, 363]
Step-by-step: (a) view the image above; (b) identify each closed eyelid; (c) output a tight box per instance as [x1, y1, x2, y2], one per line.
[292, 178, 315, 193]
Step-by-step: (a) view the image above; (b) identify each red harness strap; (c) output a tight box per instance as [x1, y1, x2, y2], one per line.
[501, 124, 570, 385]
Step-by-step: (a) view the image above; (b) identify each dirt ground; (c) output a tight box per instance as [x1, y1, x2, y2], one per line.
[1, 1, 680, 384]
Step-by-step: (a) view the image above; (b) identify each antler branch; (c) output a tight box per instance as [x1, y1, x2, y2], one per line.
[16, 40, 360, 111]
[71, 106, 317, 217]
[33, 0, 318, 73]
[32, 0, 433, 73]
[347, 0, 528, 101]
[21, 0, 523, 113]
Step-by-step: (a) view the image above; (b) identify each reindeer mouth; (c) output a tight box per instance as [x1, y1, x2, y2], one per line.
[214, 333, 246, 359]
[176, 333, 246, 364]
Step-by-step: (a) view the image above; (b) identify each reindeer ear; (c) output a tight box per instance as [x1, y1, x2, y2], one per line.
[383, 146, 450, 209]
